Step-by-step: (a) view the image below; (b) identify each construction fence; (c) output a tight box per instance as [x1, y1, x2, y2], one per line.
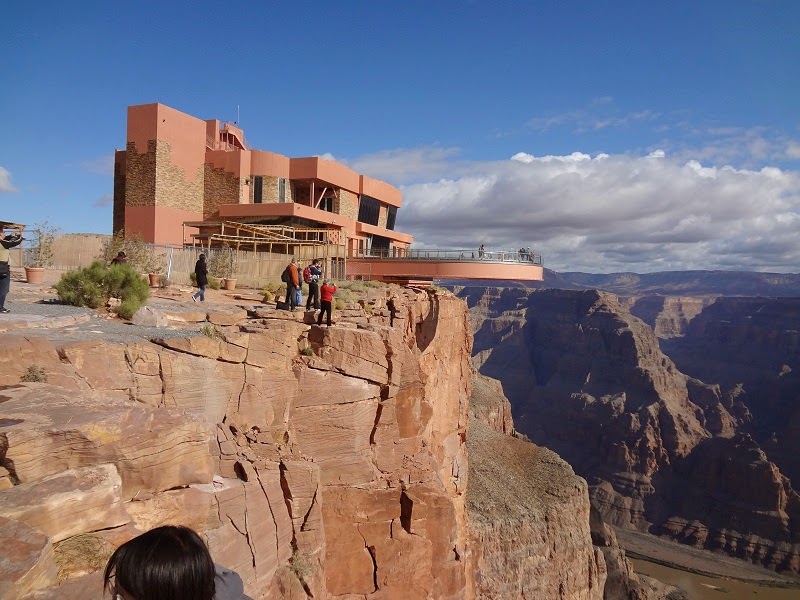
[9, 234, 346, 289]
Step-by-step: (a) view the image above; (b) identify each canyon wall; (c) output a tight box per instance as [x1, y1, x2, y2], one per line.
[0, 288, 472, 600]
[460, 287, 800, 575]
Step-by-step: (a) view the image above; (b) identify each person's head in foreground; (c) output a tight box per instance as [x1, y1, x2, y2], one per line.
[104, 525, 215, 600]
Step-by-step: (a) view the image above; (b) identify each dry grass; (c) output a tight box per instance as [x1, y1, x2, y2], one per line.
[53, 533, 115, 581]
[21, 365, 47, 383]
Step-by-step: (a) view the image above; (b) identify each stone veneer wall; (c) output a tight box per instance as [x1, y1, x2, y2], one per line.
[338, 189, 359, 221]
[124, 140, 205, 214]
[204, 164, 241, 219]
[377, 205, 388, 229]
[124, 141, 157, 208]
[113, 153, 127, 234]
[153, 141, 205, 213]
[252, 176, 295, 204]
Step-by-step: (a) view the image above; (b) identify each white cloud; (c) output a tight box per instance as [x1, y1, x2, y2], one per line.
[336, 146, 464, 185]
[93, 194, 113, 207]
[0, 166, 17, 193]
[371, 148, 800, 273]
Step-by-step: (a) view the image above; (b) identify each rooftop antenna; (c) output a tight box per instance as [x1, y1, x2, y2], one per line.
[236, 105, 239, 125]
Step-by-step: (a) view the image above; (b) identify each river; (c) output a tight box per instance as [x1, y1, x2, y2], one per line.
[632, 559, 800, 600]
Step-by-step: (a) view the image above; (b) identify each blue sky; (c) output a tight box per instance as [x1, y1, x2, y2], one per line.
[2, 1, 799, 272]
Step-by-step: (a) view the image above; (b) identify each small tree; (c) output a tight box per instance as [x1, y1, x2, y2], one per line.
[26, 221, 59, 268]
[55, 261, 150, 319]
[100, 231, 163, 274]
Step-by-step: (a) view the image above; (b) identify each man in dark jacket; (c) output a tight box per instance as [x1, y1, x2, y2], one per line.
[305, 258, 322, 311]
[192, 254, 209, 302]
[0, 230, 24, 313]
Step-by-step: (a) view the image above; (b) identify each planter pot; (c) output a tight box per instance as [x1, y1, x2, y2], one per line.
[148, 273, 160, 287]
[223, 278, 237, 291]
[24, 267, 45, 284]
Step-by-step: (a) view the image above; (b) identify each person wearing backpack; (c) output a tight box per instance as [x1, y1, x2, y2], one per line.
[282, 258, 301, 311]
[305, 258, 322, 311]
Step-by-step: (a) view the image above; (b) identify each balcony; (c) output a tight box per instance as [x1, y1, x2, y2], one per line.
[346, 248, 544, 283]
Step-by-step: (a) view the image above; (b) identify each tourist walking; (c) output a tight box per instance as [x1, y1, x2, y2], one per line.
[305, 258, 322, 311]
[478, 244, 485, 259]
[0, 229, 24, 314]
[317, 278, 337, 327]
[192, 254, 208, 302]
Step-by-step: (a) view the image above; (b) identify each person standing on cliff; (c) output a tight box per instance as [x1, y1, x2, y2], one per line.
[0, 229, 24, 314]
[317, 278, 337, 327]
[192, 254, 208, 302]
[305, 258, 322, 311]
[284, 257, 301, 311]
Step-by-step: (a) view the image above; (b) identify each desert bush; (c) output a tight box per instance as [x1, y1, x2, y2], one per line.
[21, 364, 47, 383]
[158, 274, 171, 288]
[101, 231, 163, 274]
[289, 548, 312, 583]
[261, 290, 274, 302]
[334, 298, 346, 310]
[55, 261, 149, 318]
[300, 345, 313, 356]
[262, 281, 283, 294]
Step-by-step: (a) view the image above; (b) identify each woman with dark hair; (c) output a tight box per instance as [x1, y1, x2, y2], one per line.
[192, 254, 208, 302]
[104, 525, 251, 600]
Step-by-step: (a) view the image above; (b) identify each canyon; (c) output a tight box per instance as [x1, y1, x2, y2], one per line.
[458, 285, 800, 577]
[0, 285, 657, 599]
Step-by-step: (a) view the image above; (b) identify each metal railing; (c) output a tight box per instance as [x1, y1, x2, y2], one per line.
[348, 248, 542, 265]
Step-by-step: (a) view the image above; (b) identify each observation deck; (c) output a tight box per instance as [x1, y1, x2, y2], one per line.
[346, 248, 544, 283]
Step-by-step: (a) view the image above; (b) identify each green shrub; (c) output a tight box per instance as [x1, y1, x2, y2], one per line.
[21, 364, 47, 383]
[55, 261, 149, 318]
[189, 272, 197, 285]
[208, 277, 221, 290]
[300, 345, 314, 356]
[262, 281, 282, 294]
[334, 298, 346, 310]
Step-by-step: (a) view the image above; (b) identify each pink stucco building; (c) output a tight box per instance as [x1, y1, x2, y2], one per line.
[113, 103, 543, 282]
[113, 103, 411, 255]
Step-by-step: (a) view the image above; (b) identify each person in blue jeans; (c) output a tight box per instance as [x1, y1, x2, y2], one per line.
[192, 254, 208, 302]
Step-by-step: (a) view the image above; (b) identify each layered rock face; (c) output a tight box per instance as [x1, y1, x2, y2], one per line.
[461, 287, 800, 575]
[467, 374, 672, 600]
[0, 288, 471, 599]
[467, 373, 606, 599]
[627, 296, 714, 339]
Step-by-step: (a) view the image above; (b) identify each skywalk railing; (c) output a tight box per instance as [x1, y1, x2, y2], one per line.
[349, 248, 542, 265]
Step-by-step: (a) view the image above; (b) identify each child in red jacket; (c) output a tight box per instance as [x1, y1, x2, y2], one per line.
[317, 279, 337, 327]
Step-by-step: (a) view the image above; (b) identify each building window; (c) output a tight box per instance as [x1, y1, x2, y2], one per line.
[320, 196, 334, 212]
[278, 178, 286, 203]
[386, 206, 397, 231]
[253, 176, 263, 204]
[357, 195, 380, 226]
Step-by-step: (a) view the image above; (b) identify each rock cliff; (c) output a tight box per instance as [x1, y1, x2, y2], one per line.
[467, 374, 676, 600]
[460, 287, 800, 575]
[0, 288, 472, 599]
